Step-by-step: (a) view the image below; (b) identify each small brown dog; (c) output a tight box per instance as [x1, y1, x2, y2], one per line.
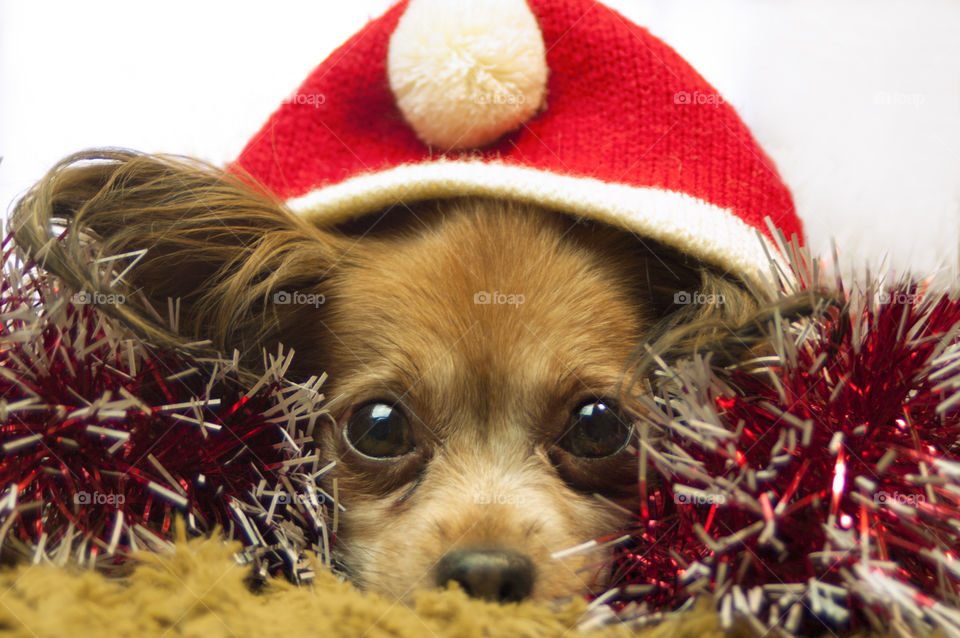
[13, 150, 772, 602]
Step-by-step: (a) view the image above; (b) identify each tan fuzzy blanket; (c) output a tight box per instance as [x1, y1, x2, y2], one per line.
[0, 528, 744, 638]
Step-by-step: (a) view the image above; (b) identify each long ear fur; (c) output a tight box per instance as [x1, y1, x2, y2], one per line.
[11, 148, 348, 378]
[627, 265, 837, 395]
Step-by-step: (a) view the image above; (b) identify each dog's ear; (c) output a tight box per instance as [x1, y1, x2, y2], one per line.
[564, 220, 819, 390]
[12, 149, 348, 378]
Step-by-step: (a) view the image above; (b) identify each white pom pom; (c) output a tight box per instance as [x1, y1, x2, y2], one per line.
[387, 0, 548, 150]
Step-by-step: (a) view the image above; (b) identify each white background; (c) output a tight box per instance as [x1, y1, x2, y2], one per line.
[3, 1, 959, 281]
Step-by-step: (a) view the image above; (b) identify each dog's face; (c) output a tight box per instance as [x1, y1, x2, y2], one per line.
[17, 153, 746, 604]
[313, 202, 652, 602]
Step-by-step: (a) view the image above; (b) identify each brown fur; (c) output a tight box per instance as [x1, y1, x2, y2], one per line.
[11, 149, 817, 602]
[314, 206, 653, 600]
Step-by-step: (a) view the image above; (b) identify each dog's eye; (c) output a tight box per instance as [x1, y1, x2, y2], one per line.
[344, 402, 414, 458]
[560, 400, 631, 458]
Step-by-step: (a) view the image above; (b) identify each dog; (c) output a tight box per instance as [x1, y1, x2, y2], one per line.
[12, 150, 776, 602]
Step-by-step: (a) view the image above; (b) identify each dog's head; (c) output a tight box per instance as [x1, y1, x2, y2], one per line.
[13, 150, 767, 602]
[314, 201, 658, 601]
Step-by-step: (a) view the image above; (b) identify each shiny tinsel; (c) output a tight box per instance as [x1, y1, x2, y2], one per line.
[585, 238, 960, 637]
[0, 232, 331, 584]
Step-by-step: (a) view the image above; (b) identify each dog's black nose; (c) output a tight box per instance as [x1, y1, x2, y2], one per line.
[435, 546, 535, 602]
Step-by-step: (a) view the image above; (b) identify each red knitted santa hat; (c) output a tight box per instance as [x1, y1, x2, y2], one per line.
[232, 0, 803, 284]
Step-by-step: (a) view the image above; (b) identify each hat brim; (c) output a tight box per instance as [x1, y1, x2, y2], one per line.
[286, 160, 793, 288]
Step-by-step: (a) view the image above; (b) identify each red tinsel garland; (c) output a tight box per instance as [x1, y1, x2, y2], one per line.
[597, 276, 960, 636]
[0, 234, 330, 582]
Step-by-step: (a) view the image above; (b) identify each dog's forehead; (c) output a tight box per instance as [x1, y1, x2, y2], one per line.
[332, 206, 643, 348]
[322, 206, 647, 421]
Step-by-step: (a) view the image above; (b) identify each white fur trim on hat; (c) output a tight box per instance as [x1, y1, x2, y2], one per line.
[286, 161, 792, 288]
[387, 0, 548, 150]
